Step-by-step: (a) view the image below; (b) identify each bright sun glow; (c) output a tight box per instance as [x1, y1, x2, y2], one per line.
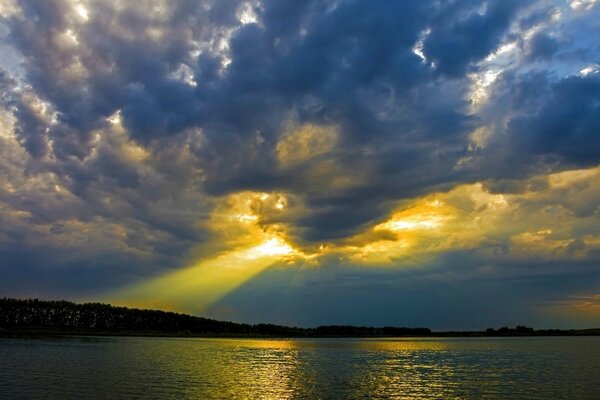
[385, 216, 444, 231]
[107, 110, 122, 125]
[74, 4, 89, 21]
[245, 238, 295, 259]
[237, 214, 258, 223]
[377, 208, 448, 232]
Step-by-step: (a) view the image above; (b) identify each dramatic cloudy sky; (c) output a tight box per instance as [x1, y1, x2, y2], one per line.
[1, 0, 599, 329]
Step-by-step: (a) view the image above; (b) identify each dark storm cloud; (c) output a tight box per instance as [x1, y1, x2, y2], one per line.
[2, 0, 513, 228]
[1, 0, 600, 308]
[6, 0, 247, 157]
[0, 1, 238, 283]
[467, 0, 600, 181]
[187, 0, 481, 239]
[526, 32, 560, 61]
[507, 73, 600, 167]
[0, 69, 50, 158]
[423, 0, 532, 77]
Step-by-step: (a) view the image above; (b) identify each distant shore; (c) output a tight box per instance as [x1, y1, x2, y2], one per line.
[2, 327, 600, 339]
[2, 298, 599, 339]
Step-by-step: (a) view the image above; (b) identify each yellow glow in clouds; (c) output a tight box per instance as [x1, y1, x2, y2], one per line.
[106, 190, 299, 313]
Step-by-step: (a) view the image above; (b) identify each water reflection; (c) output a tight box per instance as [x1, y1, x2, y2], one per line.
[1, 337, 599, 399]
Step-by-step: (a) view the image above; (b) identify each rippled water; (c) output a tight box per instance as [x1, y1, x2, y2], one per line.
[1, 336, 599, 399]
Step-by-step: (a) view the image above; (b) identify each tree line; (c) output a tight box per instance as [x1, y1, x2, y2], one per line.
[0, 298, 430, 337]
[3, 298, 595, 337]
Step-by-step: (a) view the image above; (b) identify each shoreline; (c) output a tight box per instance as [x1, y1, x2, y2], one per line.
[2, 328, 599, 340]
[2, 299, 599, 340]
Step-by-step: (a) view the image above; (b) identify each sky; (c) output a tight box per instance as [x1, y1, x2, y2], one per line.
[1, 0, 599, 330]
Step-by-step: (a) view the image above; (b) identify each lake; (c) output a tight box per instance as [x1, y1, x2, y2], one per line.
[1, 336, 599, 399]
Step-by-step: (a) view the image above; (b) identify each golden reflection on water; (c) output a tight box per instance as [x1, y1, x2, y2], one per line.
[353, 337, 451, 351]
[231, 340, 302, 399]
[4, 336, 599, 399]
[156, 338, 465, 399]
[148, 338, 483, 399]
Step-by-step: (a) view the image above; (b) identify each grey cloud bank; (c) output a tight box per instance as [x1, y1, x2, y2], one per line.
[1, 0, 599, 328]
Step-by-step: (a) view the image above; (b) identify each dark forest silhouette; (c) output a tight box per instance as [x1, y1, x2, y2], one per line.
[1, 298, 598, 337]
[0, 298, 430, 337]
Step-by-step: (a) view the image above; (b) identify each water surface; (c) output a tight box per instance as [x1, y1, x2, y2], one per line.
[1, 336, 599, 399]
